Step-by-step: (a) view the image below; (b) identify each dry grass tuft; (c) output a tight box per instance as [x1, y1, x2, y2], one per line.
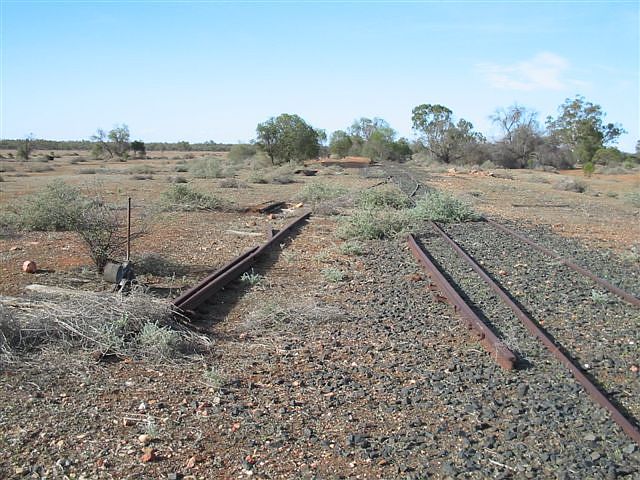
[0, 289, 212, 365]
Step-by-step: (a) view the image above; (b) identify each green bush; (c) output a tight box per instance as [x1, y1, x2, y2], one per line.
[411, 191, 480, 223]
[339, 241, 364, 256]
[356, 187, 412, 210]
[297, 183, 348, 203]
[160, 184, 226, 211]
[228, 144, 257, 163]
[583, 161, 595, 177]
[338, 208, 414, 240]
[339, 189, 478, 240]
[189, 157, 235, 178]
[20, 180, 84, 231]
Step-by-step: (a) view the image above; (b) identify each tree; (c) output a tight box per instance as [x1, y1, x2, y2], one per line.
[16, 134, 35, 160]
[131, 140, 146, 158]
[546, 95, 625, 163]
[176, 141, 191, 151]
[411, 104, 483, 163]
[255, 114, 323, 165]
[592, 147, 624, 166]
[491, 104, 543, 168]
[329, 130, 352, 158]
[91, 124, 131, 161]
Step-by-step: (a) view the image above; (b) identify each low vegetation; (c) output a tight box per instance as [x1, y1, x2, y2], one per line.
[189, 156, 235, 179]
[339, 188, 478, 240]
[0, 290, 212, 366]
[297, 182, 348, 204]
[159, 184, 228, 211]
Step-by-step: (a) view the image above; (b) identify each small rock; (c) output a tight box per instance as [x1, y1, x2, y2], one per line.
[141, 448, 157, 463]
[10, 246, 22, 251]
[630, 365, 639, 373]
[583, 433, 597, 442]
[22, 260, 37, 273]
[623, 444, 636, 454]
[591, 452, 601, 461]
[138, 434, 152, 445]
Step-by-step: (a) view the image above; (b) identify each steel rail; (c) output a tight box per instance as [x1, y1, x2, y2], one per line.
[484, 218, 640, 308]
[173, 211, 311, 311]
[407, 234, 517, 370]
[430, 221, 640, 445]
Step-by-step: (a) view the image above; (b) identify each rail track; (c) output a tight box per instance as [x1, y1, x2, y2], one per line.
[381, 162, 640, 446]
[172, 211, 311, 312]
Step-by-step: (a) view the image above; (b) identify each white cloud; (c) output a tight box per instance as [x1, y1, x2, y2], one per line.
[477, 52, 582, 91]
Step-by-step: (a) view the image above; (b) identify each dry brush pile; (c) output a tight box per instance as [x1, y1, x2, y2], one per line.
[0, 288, 212, 366]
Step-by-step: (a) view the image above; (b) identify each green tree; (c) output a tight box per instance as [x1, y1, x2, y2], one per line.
[255, 114, 323, 165]
[176, 141, 191, 151]
[546, 95, 625, 163]
[131, 140, 146, 158]
[592, 147, 624, 165]
[329, 130, 352, 158]
[411, 104, 484, 164]
[91, 124, 131, 160]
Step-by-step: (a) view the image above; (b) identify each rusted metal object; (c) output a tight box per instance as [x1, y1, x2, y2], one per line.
[430, 221, 640, 445]
[173, 212, 311, 311]
[485, 218, 640, 308]
[406, 234, 517, 370]
[245, 201, 286, 215]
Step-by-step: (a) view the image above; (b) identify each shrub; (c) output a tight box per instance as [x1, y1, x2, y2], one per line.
[356, 187, 412, 210]
[79, 168, 97, 174]
[159, 184, 226, 211]
[20, 180, 84, 231]
[167, 175, 188, 184]
[219, 178, 240, 188]
[0, 164, 15, 172]
[174, 164, 189, 172]
[322, 268, 345, 283]
[339, 189, 478, 240]
[137, 322, 180, 358]
[554, 178, 587, 193]
[228, 144, 257, 163]
[297, 183, 348, 203]
[583, 162, 595, 177]
[248, 171, 268, 184]
[189, 157, 235, 178]
[24, 163, 54, 173]
[240, 269, 263, 286]
[338, 208, 414, 240]
[626, 192, 640, 208]
[131, 174, 153, 180]
[128, 165, 156, 175]
[411, 191, 480, 223]
[339, 241, 364, 256]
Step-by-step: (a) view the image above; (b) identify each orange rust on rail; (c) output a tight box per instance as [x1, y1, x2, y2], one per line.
[430, 220, 640, 446]
[406, 234, 516, 370]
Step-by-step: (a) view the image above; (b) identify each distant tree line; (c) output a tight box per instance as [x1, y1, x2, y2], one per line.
[3, 95, 636, 169]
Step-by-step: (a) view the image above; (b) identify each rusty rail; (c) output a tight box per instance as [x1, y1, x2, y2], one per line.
[484, 218, 640, 308]
[406, 234, 517, 370]
[173, 211, 311, 311]
[430, 221, 640, 445]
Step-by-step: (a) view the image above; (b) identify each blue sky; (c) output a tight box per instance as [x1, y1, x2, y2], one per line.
[1, 1, 638, 151]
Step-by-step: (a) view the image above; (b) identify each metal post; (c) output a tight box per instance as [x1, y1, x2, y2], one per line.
[126, 197, 131, 262]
